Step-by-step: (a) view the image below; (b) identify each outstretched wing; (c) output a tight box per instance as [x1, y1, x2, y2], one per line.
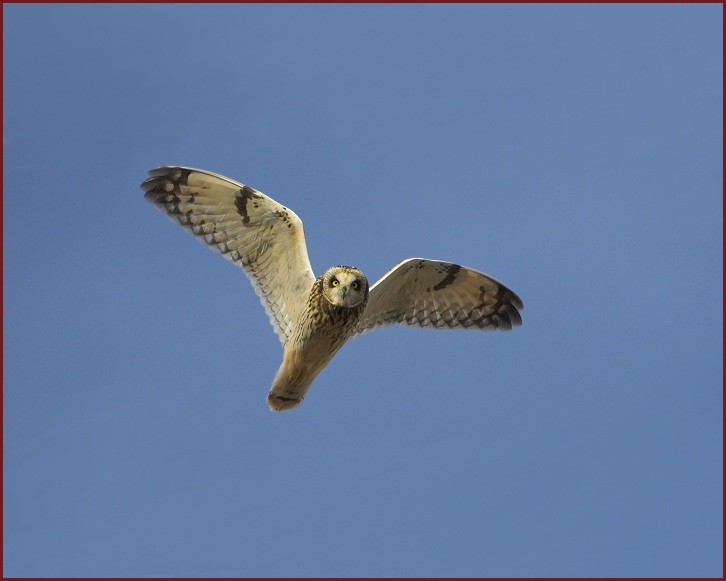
[142, 166, 316, 344]
[354, 258, 523, 335]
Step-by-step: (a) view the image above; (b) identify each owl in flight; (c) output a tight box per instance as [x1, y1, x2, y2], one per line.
[142, 167, 523, 411]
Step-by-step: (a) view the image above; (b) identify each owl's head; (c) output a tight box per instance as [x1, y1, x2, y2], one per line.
[321, 266, 368, 308]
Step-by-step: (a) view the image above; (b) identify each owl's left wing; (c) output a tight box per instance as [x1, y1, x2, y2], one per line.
[353, 258, 523, 335]
[142, 166, 316, 344]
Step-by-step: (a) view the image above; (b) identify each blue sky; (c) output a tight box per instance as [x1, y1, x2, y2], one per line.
[3, 3, 722, 577]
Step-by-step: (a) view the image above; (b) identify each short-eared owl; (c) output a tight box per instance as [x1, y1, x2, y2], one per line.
[142, 167, 523, 411]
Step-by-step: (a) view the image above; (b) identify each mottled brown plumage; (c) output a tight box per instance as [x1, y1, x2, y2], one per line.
[267, 266, 368, 410]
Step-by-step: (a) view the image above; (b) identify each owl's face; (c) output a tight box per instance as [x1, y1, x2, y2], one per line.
[321, 266, 368, 308]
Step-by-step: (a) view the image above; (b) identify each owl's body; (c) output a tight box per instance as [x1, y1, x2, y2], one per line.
[142, 166, 523, 411]
[269, 267, 368, 410]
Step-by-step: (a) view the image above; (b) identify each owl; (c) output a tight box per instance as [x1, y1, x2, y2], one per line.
[142, 166, 524, 411]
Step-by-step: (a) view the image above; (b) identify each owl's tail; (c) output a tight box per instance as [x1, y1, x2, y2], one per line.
[267, 359, 320, 411]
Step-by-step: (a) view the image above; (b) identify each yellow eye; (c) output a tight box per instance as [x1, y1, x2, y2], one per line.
[351, 281, 359, 290]
[331, 278, 340, 287]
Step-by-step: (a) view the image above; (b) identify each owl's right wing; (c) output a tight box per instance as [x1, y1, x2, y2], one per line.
[354, 258, 523, 335]
[142, 166, 316, 344]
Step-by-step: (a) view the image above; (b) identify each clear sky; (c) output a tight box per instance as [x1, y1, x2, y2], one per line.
[3, 3, 722, 577]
